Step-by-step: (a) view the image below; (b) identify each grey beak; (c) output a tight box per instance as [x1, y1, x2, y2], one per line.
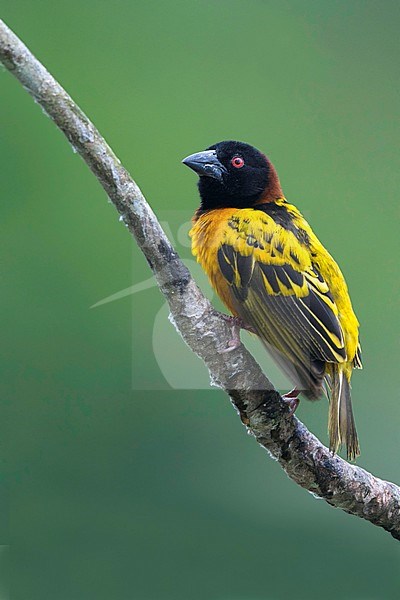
[182, 150, 227, 182]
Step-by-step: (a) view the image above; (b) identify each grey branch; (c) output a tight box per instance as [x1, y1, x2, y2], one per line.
[1, 18, 399, 540]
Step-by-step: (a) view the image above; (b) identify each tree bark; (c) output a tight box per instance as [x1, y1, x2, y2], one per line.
[1, 18, 399, 540]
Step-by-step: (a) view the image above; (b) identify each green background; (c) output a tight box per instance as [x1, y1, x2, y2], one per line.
[1, 1, 400, 598]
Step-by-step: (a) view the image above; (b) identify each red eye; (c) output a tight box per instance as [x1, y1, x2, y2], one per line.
[231, 156, 245, 169]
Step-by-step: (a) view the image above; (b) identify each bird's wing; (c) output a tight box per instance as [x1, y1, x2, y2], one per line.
[217, 213, 347, 393]
[353, 342, 362, 369]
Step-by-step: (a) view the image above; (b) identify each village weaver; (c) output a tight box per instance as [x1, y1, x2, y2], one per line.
[183, 140, 361, 460]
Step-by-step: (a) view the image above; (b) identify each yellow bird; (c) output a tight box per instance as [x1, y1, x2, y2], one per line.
[183, 140, 361, 460]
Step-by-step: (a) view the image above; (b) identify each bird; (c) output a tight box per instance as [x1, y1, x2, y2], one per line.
[182, 140, 361, 460]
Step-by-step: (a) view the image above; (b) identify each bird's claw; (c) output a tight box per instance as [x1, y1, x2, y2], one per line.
[220, 314, 256, 334]
[219, 315, 255, 353]
[219, 325, 241, 353]
[220, 314, 255, 354]
[282, 388, 300, 417]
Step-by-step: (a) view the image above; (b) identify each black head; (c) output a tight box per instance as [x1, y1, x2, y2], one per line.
[182, 140, 280, 210]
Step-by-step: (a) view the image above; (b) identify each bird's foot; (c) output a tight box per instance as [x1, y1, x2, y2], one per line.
[220, 315, 256, 334]
[219, 315, 256, 353]
[219, 320, 242, 353]
[282, 388, 300, 416]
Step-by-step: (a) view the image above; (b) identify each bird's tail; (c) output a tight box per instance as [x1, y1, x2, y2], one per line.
[328, 365, 360, 461]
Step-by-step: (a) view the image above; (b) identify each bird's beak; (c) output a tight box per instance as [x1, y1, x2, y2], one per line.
[182, 150, 227, 182]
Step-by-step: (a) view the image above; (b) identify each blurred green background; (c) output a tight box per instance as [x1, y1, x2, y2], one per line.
[1, 1, 400, 598]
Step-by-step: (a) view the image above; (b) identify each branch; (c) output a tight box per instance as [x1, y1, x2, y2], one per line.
[1, 18, 399, 540]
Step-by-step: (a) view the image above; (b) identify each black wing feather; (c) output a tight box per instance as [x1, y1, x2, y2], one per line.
[217, 246, 347, 397]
